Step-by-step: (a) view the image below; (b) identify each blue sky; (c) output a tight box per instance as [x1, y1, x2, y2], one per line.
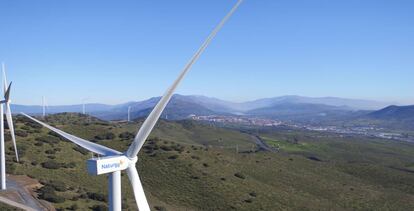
[0, 0, 413, 105]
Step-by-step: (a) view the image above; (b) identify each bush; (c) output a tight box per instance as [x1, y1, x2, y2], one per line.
[160, 145, 172, 151]
[36, 136, 60, 145]
[234, 172, 245, 179]
[48, 131, 64, 140]
[94, 133, 115, 141]
[38, 185, 65, 203]
[244, 199, 253, 203]
[49, 180, 67, 192]
[45, 149, 56, 154]
[73, 146, 89, 155]
[62, 162, 76, 168]
[91, 205, 108, 211]
[87, 192, 106, 202]
[21, 125, 31, 131]
[119, 132, 134, 140]
[154, 206, 167, 211]
[34, 142, 43, 146]
[15, 130, 28, 137]
[168, 155, 179, 160]
[42, 161, 61, 169]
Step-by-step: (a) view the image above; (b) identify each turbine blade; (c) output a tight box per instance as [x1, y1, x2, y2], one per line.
[2, 62, 7, 95]
[20, 113, 121, 156]
[126, 0, 243, 158]
[4, 82, 11, 102]
[126, 166, 150, 211]
[5, 103, 18, 162]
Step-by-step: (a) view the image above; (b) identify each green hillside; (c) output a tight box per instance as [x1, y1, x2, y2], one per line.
[2, 113, 414, 210]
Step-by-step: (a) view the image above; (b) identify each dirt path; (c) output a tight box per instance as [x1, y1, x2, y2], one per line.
[0, 175, 53, 211]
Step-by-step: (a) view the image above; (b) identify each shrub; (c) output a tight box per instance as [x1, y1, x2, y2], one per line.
[94, 133, 115, 141]
[62, 162, 76, 168]
[168, 155, 179, 160]
[160, 145, 172, 151]
[45, 149, 56, 154]
[21, 125, 31, 131]
[15, 130, 28, 137]
[73, 146, 89, 155]
[38, 185, 65, 203]
[249, 192, 257, 197]
[87, 192, 107, 202]
[203, 163, 209, 167]
[36, 136, 60, 145]
[49, 180, 67, 192]
[119, 132, 134, 140]
[34, 142, 43, 146]
[91, 205, 108, 211]
[234, 172, 245, 179]
[42, 161, 61, 169]
[48, 131, 64, 140]
[154, 206, 167, 211]
[244, 199, 253, 203]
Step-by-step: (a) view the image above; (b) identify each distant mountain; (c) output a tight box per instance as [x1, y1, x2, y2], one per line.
[11, 94, 393, 121]
[239, 95, 390, 111]
[246, 103, 355, 122]
[95, 95, 220, 120]
[367, 105, 414, 120]
[340, 105, 414, 130]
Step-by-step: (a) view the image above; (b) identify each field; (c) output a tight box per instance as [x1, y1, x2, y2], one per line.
[1, 113, 414, 210]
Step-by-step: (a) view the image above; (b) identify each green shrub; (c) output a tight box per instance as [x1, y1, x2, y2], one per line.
[73, 146, 89, 155]
[87, 192, 107, 202]
[168, 155, 179, 160]
[119, 132, 134, 140]
[41, 161, 61, 169]
[15, 130, 28, 137]
[91, 204, 108, 211]
[234, 172, 245, 179]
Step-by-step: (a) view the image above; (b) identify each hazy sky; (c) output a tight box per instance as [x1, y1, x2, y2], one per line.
[0, 0, 413, 105]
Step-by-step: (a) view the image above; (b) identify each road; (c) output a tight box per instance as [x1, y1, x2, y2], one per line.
[0, 175, 50, 211]
[249, 134, 276, 152]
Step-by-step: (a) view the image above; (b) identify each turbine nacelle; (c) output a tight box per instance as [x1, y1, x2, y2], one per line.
[87, 155, 131, 176]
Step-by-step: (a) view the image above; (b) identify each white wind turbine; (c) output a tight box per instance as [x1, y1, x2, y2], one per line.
[0, 63, 19, 190]
[21, 1, 242, 210]
[42, 96, 49, 117]
[127, 106, 132, 122]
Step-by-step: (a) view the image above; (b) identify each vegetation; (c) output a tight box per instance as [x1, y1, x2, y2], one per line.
[2, 113, 414, 210]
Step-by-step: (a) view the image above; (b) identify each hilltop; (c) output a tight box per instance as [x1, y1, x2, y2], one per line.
[2, 113, 414, 210]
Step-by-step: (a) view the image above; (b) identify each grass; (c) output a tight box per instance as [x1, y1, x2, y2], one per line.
[1, 113, 414, 210]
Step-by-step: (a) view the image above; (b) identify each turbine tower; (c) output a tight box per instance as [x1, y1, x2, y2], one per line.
[127, 106, 131, 122]
[0, 63, 19, 190]
[22, 1, 242, 210]
[42, 96, 49, 117]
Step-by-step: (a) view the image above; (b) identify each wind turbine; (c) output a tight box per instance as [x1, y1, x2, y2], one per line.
[0, 63, 19, 190]
[127, 106, 131, 122]
[21, 1, 242, 210]
[42, 96, 49, 117]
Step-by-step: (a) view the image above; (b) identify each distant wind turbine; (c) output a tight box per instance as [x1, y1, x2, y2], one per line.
[22, 0, 243, 210]
[128, 106, 131, 122]
[0, 63, 19, 190]
[42, 96, 49, 117]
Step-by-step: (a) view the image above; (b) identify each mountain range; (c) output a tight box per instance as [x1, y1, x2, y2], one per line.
[11, 95, 395, 121]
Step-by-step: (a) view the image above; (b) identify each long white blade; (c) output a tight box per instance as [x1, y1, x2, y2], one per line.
[5, 103, 18, 161]
[126, 166, 150, 211]
[126, 0, 243, 158]
[20, 113, 121, 156]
